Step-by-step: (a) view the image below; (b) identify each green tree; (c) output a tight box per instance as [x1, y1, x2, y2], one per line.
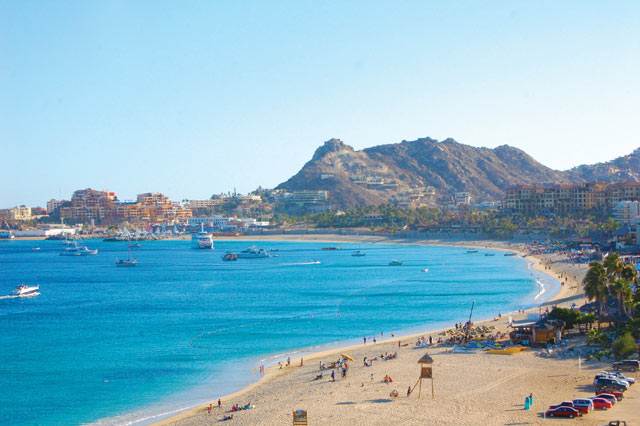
[612, 332, 636, 360]
[583, 261, 610, 329]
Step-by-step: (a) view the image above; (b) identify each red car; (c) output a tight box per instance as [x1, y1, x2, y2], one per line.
[595, 389, 624, 401]
[548, 401, 574, 410]
[545, 406, 582, 418]
[592, 394, 617, 406]
[589, 397, 613, 410]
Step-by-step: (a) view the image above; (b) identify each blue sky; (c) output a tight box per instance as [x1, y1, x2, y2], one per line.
[1, 1, 639, 207]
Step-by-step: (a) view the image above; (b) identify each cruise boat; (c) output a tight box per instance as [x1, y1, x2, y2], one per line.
[352, 250, 366, 257]
[12, 284, 40, 298]
[191, 225, 214, 249]
[237, 246, 270, 258]
[60, 242, 98, 256]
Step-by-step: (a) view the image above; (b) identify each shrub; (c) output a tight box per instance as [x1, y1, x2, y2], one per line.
[612, 332, 637, 360]
[549, 307, 582, 329]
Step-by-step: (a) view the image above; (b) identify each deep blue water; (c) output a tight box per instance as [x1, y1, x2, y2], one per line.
[0, 239, 557, 425]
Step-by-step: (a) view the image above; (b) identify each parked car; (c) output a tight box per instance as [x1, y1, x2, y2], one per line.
[545, 406, 582, 418]
[548, 401, 574, 410]
[612, 360, 639, 372]
[602, 370, 636, 385]
[595, 387, 625, 400]
[607, 421, 627, 426]
[592, 393, 618, 405]
[589, 397, 613, 410]
[571, 398, 593, 414]
[594, 376, 630, 390]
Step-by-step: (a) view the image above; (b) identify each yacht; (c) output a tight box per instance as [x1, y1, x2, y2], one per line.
[60, 242, 98, 256]
[237, 246, 270, 258]
[191, 225, 214, 249]
[12, 284, 40, 297]
[352, 250, 366, 257]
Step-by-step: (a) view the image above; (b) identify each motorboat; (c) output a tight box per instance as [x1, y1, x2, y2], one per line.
[312, 260, 321, 264]
[352, 250, 366, 257]
[421, 268, 429, 272]
[237, 246, 270, 258]
[466, 249, 478, 254]
[389, 260, 403, 266]
[32, 247, 41, 251]
[12, 284, 40, 297]
[504, 252, 517, 256]
[127, 243, 141, 249]
[484, 253, 495, 256]
[60, 242, 98, 256]
[322, 247, 342, 250]
[222, 252, 238, 261]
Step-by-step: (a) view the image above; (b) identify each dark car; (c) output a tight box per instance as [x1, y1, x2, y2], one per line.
[612, 360, 639, 372]
[596, 382, 627, 393]
[545, 406, 581, 418]
[595, 387, 625, 400]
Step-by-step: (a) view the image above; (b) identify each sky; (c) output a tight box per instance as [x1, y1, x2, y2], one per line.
[1, 1, 639, 207]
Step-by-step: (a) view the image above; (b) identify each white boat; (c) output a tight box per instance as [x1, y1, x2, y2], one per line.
[60, 242, 98, 256]
[352, 250, 366, 257]
[421, 268, 429, 272]
[237, 246, 270, 258]
[12, 284, 40, 297]
[191, 225, 214, 249]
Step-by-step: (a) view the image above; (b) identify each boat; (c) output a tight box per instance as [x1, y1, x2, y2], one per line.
[484, 253, 495, 256]
[312, 260, 321, 264]
[421, 268, 429, 272]
[127, 243, 141, 249]
[237, 246, 270, 258]
[466, 249, 478, 254]
[191, 224, 214, 249]
[116, 246, 137, 266]
[388, 260, 403, 266]
[322, 247, 342, 250]
[351, 250, 366, 257]
[60, 242, 98, 256]
[11, 284, 40, 297]
[0, 231, 15, 239]
[504, 252, 517, 256]
[32, 247, 41, 251]
[487, 346, 528, 355]
[222, 252, 238, 261]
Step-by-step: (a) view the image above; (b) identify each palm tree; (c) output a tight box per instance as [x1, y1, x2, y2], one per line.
[583, 261, 609, 329]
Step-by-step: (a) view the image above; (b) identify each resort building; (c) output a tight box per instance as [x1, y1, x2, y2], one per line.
[0, 205, 32, 221]
[59, 188, 190, 224]
[612, 201, 640, 224]
[504, 181, 639, 216]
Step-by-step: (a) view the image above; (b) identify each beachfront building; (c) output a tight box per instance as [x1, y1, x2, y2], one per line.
[454, 192, 471, 206]
[612, 201, 640, 224]
[0, 205, 32, 221]
[509, 317, 565, 346]
[59, 188, 190, 225]
[284, 190, 330, 212]
[504, 181, 640, 216]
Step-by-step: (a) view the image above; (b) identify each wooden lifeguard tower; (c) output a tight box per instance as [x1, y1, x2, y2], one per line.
[414, 353, 434, 398]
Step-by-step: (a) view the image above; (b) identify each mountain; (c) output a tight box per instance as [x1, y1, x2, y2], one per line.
[276, 137, 640, 209]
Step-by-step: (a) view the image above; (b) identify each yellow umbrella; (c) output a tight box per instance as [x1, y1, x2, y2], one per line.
[341, 354, 354, 361]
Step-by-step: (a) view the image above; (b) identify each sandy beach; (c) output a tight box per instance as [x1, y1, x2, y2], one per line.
[148, 235, 638, 426]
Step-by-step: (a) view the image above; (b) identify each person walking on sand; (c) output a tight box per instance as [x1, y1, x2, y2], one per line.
[218, 398, 221, 410]
[364, 337, 366, 344]
[208, 404, 212, 415]
[331, 370, 335, 382]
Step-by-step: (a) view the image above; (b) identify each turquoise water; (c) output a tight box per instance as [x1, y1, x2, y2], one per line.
[0, 240, 557, 425]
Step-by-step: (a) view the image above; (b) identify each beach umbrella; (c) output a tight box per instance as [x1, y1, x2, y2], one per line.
[341, 354, 354, 361]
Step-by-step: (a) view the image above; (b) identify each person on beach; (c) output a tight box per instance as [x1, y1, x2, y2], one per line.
[331, 370, 335, 381]
[208, 404, 212, 415]
[218, 398, 221, 410]
[373, 337, 376, 344]
[300, 358, 303, 367]
[287, 357, 290, 367]
[407, 386, 412, 397]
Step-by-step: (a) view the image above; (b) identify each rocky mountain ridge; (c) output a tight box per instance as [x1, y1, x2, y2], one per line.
[276, 137, 640, 209]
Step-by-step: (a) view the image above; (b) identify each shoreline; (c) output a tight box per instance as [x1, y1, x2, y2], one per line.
[147, 236, 583, 426]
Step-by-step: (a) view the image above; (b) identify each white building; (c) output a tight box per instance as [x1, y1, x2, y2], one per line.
[613, 201, 640, 224]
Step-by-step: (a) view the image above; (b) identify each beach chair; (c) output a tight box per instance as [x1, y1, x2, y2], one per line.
[293, 409, 308, 426]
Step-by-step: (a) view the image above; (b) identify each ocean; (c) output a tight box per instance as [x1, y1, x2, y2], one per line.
[0, 239, 557, 425]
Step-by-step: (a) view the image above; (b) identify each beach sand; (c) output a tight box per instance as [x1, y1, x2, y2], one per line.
[152, 236, 639, 426]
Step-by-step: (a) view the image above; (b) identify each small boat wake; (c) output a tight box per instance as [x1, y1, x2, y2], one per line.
[0, 295, 19, 300]
[534, 278, 546, 300]
[282, 261, 321, 266]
